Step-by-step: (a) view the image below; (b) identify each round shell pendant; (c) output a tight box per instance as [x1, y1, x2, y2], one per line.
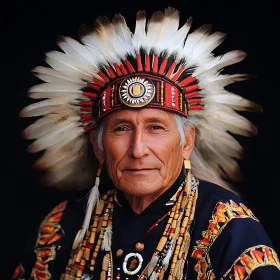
[122, 252, 143, 275]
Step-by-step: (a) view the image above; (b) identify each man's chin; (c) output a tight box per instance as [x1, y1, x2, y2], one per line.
[117, 180, 163, 197]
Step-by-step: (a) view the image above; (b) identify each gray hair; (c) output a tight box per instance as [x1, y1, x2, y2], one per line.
[95, 112, 235, 192]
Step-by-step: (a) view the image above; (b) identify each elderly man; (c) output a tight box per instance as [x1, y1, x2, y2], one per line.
[12, 6, 280, 280]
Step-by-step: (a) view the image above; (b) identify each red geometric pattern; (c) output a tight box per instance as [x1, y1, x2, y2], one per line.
[191, 200, 259, 279]
[30, 201, 67, 280]
[223, 245, 280, 279]
[11, 201, 67, 280]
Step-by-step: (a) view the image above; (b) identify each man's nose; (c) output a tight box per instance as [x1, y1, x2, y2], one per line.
[129, 128, 149, 158]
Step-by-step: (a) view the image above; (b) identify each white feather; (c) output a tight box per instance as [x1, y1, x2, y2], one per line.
[58, 36, 98, 67]
[191, 31, 227, 61]
[183, 24, 212, 57]
[45, 50, 94, 79]
[73, 182, 100, 250]
[36, 136, 95, 191]
[28, 81, 84, 99]
[23, 114, 80, 139]
[132, 10, 147, 53]
[147, 255, 159, 276]
[32, 66, 84, 83]
[204, 91, 262, 112]
[19, 96, 75, 117]
[194, 50, 247, 76]
[95, 16, 128, 60]
[152, 7, 180, 52]
[192, 105, 258, 136]
[101, 224, 113, 251]
[165, 17, 193, 57]
[112, 14, 134, 54]
[34, 135, 85, 169]
[146, 10, 165, 52]
[27, 122, 82, 153]
[206, 72, 251, 87]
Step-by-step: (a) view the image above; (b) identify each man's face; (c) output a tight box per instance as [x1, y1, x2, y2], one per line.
[95, 108, 193, 197]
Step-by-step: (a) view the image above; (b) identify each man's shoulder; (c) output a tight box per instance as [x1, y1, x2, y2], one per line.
[194, 179, 257, 227]
[197, 179, 242, 204]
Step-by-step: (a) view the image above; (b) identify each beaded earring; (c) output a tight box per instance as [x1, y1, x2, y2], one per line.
[184, 159, 191, 170]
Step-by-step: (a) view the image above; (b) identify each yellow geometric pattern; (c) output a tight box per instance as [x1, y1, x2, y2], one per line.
[31, 201, 67, 280]
[191, 200, 260, 279]
[222, 245, 280, 280]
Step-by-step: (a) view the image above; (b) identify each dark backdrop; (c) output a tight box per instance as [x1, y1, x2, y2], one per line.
[1, 0, 278, 279]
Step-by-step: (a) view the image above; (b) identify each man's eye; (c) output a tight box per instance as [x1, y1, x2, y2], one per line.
[114, 126, 128, 131]
[150, 125, 164, 130]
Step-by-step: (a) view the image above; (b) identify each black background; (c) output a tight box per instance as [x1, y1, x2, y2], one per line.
[1, 0, 279, 279]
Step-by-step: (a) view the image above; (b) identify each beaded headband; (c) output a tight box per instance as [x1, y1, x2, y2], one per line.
[20, 7, 262, 190]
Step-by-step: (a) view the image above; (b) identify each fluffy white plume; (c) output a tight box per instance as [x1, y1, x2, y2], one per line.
[165, 17, 193, 58]
[147, 8, 179, 53]
[45, 50, 96, 81]
[194, 50, 247, 76]
[132, 10, 147, 53]
[101, 224, 113, 251]
[72, 182, 100, 249]
[32, 66, 84, 83]
[27, 81, 85, 99]
[112, 14, 134, 55]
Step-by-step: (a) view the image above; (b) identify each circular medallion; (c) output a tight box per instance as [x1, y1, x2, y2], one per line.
[122, 252, 143, 275]
[119, 76, 155, 108]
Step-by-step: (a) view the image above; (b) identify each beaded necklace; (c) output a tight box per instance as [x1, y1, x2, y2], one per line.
[63, 170, 198, 280]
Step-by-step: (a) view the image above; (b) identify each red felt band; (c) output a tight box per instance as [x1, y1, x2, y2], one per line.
[106, 66, 116, 78]
[79, 101, 92, 106]
[171, 65, 185, 81]
[145, 54, 150, 71]
[80, 107, 92, 112]
[97, 71, 109, 82]
[82, 118, 93, 124]
[159, 58, 168, 74]
[188, 98, 202, 104]
[83, 124, 95, 131]
[83, 92, 98, 99]
[136, 54, 143, 71]
[186, 91, 199, 98]
[119, 64, 128, 74]
[185, 84, 199, 92]
[178, 75, 195, 87]
[87, 83, 100, 90]
[189, 104, 203, 110]
[93, 77, 104, 87]
[124, 59, 136, 73]
[153, 55, 159, 72]
[166, 61, 177, 77]
[80, 114, 92, 120]
[113, 63, 123, 76]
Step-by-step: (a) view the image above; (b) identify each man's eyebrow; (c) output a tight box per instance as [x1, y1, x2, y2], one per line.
[109, 116, 167, 125]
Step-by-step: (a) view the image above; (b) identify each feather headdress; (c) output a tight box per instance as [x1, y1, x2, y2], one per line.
[20, 7, 261, 191]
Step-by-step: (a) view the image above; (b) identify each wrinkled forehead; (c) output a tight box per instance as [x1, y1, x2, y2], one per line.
[101, 107, 178, 127]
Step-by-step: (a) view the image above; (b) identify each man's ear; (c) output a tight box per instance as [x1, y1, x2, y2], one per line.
[182, 125, 196, 160]
[89, 130, 104, 167]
